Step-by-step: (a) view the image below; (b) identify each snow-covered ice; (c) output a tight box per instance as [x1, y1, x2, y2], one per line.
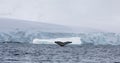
[32, 37, 82, 44]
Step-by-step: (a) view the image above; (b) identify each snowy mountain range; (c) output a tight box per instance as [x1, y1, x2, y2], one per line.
[0, 18, 101, 33]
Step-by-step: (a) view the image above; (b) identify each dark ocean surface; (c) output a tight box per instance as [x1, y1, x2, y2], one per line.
[0, 43, 120, 63]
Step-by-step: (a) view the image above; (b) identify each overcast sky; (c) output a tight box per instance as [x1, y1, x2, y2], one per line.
[0, 0, 120, 32]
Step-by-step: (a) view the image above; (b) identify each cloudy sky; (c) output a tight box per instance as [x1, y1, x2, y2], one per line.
[0, 0, 120, 32]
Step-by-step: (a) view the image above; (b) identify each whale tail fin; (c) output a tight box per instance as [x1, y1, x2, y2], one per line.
[55, 41, 72, 47]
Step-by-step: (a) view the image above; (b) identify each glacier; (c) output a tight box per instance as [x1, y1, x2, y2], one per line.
[0, 18, 120, 45]
[80, 32, 120, 45]
[0, 29, 120, 45]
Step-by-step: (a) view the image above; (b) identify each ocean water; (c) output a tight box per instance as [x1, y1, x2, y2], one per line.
[0, 43, 120, 63]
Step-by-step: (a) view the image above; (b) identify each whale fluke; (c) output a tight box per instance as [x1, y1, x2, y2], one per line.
[55, 41, 72, 47]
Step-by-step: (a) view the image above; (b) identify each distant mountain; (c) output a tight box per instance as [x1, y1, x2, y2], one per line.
[0, 18, 101, 33]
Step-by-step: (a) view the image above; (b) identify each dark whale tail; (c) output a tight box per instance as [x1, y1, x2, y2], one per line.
[55, 41, 72, 47]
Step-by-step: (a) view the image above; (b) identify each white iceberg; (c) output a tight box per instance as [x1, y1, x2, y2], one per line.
[32, 37, 82, 44]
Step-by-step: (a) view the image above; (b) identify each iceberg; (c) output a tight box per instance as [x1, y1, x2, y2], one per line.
[32, 37, 82, 44]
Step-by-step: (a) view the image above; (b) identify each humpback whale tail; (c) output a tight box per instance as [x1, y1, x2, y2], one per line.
[55, 41, 72, 47]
